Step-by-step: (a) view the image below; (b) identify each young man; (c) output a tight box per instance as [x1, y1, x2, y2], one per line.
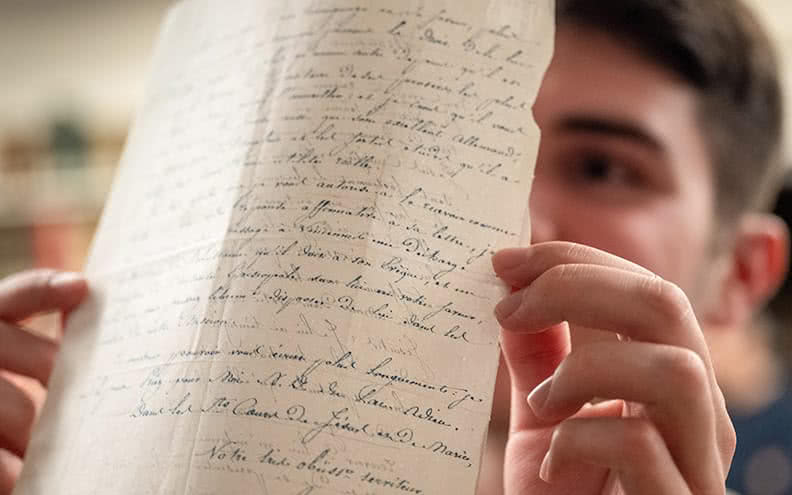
[0, 0, 785, 493]
[481, 1, 786, 493]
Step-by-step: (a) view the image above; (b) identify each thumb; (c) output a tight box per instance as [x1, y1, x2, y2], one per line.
[500, 321, 570, 431]
[0, 270, 88, 323]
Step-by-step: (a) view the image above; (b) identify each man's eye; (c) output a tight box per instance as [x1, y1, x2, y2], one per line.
[581, 154, 612, 180]
[575, 153, 638, 186]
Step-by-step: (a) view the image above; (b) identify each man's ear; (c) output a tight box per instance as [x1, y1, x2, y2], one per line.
[705, 213, 789, 329]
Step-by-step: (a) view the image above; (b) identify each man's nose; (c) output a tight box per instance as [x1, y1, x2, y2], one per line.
[529, 211, 557, 244]
[528, 183, 557, 244]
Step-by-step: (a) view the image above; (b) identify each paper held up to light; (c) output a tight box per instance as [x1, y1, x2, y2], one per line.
[14, 1, 554, 494]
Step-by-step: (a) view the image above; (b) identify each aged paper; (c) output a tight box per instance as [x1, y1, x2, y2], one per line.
[15, 1, 553, 494]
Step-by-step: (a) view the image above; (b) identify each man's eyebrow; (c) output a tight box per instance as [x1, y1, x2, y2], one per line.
[557, 115, 665, 153]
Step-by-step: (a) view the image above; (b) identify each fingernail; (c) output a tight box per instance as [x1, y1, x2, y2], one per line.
[51, 272, 85, 289]
[539, 449, 553, 483]
[494, 291, 522, 322]
[491, 248, 524, 273]
[527, 374, 553, 415]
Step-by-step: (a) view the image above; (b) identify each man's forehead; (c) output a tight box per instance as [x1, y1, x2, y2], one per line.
[534, 28, 702, 157]
[553, 114, 666, 154]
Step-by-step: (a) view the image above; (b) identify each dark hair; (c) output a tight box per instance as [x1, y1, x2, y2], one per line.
[557, 0, 784, 222]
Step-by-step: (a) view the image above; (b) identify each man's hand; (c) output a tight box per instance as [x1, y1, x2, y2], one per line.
[0, 270, 88, 495]
[493, 242, 735, 494]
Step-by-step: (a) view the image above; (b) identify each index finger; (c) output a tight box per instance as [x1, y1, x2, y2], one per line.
[496, 263, 711, 362]
[0, 270, 88, 323]
[493, 241, 654, 288]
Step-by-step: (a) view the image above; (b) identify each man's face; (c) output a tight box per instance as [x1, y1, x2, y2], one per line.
[488, 25, 727, 430]
[531, 25, 719, 302]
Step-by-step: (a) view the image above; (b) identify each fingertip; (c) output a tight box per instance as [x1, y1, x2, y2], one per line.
[495, 291, 523, 327]
[48, 273, 90, 318]
[0, 448, 23, 494]
[50, 272, 87, 291]
[527, 374, 553, 416]
[539, 448, 554, 483]
[492, 247, 528, 275]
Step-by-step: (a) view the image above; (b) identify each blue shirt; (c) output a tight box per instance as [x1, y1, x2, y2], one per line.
[728, 379, 792, 495]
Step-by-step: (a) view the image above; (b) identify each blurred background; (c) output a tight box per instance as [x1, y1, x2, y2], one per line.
[1, 1, 792, 494]
[0, 0, 173, 276]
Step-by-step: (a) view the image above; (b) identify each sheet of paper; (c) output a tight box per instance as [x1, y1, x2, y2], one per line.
[15, 1, 553, 494]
